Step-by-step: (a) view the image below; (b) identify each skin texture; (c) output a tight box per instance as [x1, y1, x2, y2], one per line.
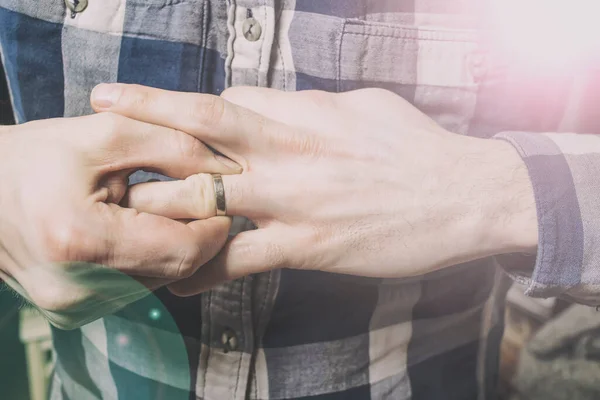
[91, 84, 538, 296]
[0, 112, 240, 313]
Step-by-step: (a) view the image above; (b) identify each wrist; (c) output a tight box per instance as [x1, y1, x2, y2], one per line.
[467, 137, 538, 255]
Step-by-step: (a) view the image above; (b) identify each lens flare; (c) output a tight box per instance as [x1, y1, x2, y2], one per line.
[489, 0, 600, 70]
[148, 308, 162, 321]
[116, 334, 130, 346]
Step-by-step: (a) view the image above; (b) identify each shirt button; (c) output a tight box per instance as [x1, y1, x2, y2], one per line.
[64, 0, 88, 13]
[221, 329, 238, 353]
[242, 17, 262, 42]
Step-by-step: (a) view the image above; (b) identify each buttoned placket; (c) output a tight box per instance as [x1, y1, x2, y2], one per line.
[226, 0, 276, 88]
[198, 276, 255, 400]
[199, 2, 280, 398]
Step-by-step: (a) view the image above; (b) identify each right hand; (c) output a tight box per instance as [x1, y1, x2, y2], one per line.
[0, 112, 239, 328]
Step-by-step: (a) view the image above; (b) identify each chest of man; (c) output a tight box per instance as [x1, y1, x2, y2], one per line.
[2, 0, 592, 133]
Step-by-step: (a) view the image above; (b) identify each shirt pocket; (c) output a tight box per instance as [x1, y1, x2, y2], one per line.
[338, 19, 481, 134]
[0, 0, 65, 23]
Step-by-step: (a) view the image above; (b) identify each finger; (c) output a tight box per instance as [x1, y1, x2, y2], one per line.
[124, 173, 249, 218]
[115, 210, 231, 279]
[80, 112, 241, 178]
[45, 203, 232, 280]
[90, 83, 274, 159]
[167, 229, 290, 296]
[97, 169, 133, 204]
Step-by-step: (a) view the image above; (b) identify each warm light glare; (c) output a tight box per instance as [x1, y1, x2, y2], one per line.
[490, 0, 600, 70]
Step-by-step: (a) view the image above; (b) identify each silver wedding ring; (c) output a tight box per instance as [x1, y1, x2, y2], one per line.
[211, 174, 227, 216]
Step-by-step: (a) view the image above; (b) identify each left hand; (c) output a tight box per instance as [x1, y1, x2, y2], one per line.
[91, 84, 538, 295]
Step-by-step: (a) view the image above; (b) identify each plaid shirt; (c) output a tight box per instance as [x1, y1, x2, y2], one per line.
[2, 0, 600, 399]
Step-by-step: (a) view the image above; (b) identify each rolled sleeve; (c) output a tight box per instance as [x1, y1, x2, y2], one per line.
[494, 131, 600, 306]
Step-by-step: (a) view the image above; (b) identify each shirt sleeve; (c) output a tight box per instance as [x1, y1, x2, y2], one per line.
[493, 131, 600, 306]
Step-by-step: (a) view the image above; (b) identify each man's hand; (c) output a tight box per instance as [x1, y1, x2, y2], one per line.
[0, 111, 239, 324]
[91, 84, 538, 296]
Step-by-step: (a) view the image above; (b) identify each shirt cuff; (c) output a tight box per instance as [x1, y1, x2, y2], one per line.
[493, 131, 584, 300]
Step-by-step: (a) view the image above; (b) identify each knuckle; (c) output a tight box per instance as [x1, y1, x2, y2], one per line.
[300, 90, 335, 108]
[174, 244, 203, 278]
[185, 173, 215, 218]
[352, 87, 396, 101]
[40, 218, 97, 264]
[220, 86, 250, 103]
[189, 95, 225, 129]
[41, 222, 82, 262]
[263, 242, 285, 269]
[361, 87, 391, 96]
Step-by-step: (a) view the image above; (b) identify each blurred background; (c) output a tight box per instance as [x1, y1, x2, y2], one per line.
[2, 60, 600, 400]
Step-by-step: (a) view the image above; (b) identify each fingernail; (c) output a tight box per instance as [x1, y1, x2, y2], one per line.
[91, 83, 120, 109]
[215, 154, 242, 172]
